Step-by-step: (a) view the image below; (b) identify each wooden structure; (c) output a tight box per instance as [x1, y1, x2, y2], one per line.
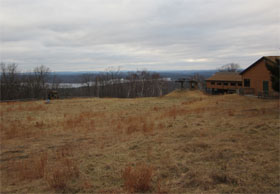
[206, 72, 242, 94]
[48, 90, 59, 99]
[206, 56, 280, 96]
[188, 80, 198, 90]
[175, 78, 187, 89]
[240, 56, 279, 96]
[175, 79, 200, 90]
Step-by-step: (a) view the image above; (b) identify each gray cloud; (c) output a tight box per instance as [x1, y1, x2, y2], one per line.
[0, 0, 279, 71]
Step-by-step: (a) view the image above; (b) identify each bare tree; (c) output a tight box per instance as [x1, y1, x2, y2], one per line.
[50, 74, 61, 90]
[94, 75, 100, 97]
[0, 63, 21, 100]
[31, 65, 50, 99]
[0, 64, 62, 100]
[80, 73, 93, 96]
[218, 63, 241, 72]
[126, 72, 138, 98]
[125, 71, 167, 98]
[138, 71, 145, 97]
[103, 67, 124, 97]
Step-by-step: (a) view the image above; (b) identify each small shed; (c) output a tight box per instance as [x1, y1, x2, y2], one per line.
[48, 90, 59, 99]
[187, 80, 198, 90]
[175, 78, 187, 89]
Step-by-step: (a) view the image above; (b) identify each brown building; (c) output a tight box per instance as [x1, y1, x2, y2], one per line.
[240, 56, 279, 96]
[206, 56, 279, 96]
[206, 72, 242, 94]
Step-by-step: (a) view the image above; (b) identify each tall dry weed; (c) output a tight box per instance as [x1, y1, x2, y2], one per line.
[228, 110, 235, 116]
[47, 158, 80, 191]
[126, 124, 138, 135]
[26, 115, 33, 122]
[4, 121, 32, 139]
[142, 120, 155, 133]
[46, 147, 80, 192]
[63, 112, 95, 131]
[14, 152, 48, 181]
[122, 163, 153, 193]
[55, 145, 74, 159]
[34, 121, 45, 128]
[17, 104, 47, 112]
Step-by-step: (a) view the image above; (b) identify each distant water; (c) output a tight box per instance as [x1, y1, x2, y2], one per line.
[46, 83, 85, 88]
[59, 83, 85, 88]
[47, 78, 172, 89]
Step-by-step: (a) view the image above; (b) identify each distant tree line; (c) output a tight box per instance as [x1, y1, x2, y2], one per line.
[0, 63, 175, 101]
[60, 69, 174, 98]
[0, 63, 60, 100]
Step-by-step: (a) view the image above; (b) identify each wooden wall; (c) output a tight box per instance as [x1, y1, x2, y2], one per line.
[241, 59, 272, 96]
[206, 81, 242, 91]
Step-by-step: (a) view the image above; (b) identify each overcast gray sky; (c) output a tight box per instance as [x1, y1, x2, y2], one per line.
[0, 0, 279, 72]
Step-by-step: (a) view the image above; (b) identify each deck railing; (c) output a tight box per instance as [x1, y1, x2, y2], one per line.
[238, 88, 255, 95]
[257, 91, 279, 99]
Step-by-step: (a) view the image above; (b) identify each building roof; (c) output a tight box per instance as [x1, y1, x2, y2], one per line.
[240, 56, 280, 75]
[206, 72, 242, 82]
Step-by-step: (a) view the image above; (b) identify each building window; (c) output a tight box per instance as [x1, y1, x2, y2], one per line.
[223, 82, 228, 86]
[211, 82, 215, 85]
[217, 82, 221, 85]
[238, 82, 242, 86]
[230, 82, 236, 86]
[244, 79, 250, 87]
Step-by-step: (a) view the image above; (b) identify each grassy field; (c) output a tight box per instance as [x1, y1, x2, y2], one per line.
[0, 90, 279, 193]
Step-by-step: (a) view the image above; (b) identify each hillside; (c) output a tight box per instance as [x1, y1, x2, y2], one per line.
[0, 91, 279, 193]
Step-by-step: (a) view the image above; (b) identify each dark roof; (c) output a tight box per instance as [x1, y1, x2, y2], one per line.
[240, 56, 280, 75]
[206, 72, 242, 82]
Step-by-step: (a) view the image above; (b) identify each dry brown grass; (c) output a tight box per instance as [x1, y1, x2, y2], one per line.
[122, 163, 153, 193]
[13, 152, 48, 181]
[0, 90, 279, 193]
[46, 157, 80, 192]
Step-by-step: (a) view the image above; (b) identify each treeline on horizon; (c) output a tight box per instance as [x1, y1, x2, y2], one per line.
[1, 63, 189, 101]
